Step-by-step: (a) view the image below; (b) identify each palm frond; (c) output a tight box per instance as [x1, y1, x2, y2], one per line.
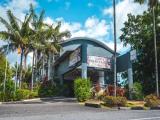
[0, 17, 14, 32]
[134, 0, 145, 4]
[37, 10, 45, 29]
[57, 30, 71, 40]
[0, 43, 17, 55]
[54, 21, 61, 32]
[0, 31, 14, 40]
[7, 10, 20, 32]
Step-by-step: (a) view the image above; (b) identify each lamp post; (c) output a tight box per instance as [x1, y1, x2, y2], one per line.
[152, 6, 159, 97]
[113, 0, 117, 97]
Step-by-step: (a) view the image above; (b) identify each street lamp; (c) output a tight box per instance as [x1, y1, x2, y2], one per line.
[113, 0, 117, 97]
[152, 6, 159, 97]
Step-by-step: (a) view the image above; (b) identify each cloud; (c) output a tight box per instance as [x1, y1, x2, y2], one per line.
[104, 41, 130, 53]
[44, 16, 130, 53]
[44, 16, 110, 41]
[103, 0, 147, 38]
[87, 3, 94, 7]
[62, 16, 109, 40]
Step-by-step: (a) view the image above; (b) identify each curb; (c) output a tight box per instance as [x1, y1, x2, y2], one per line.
[0, 97, 77, 104]
[85, 103, 101, 108]
[0, 97, 49, 104]
[130, 106, 145, 110]
[150, 107, 160, 110]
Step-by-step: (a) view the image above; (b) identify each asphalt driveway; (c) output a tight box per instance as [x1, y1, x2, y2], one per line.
[0, 97, 160, 120]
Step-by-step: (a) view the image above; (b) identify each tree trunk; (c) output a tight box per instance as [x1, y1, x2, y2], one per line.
[42, 54, 45, 81]
[24, 54, 27, 70]
[48, 52, 51, 81]
[35, 50, 37, 81]
[19, 49, 24, 89]
[31, 51, 35, 91]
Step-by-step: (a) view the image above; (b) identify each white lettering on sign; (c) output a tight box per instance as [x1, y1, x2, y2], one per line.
[87, 56, 111, 69]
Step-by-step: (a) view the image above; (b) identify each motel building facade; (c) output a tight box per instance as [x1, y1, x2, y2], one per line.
[49, 37, 134, 96]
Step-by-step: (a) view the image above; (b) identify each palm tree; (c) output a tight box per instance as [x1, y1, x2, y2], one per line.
[29, 5, 71, 84]
[0, 10, 33, 88]
[134, 0, 159, 97]
[42, 22, 71, 81]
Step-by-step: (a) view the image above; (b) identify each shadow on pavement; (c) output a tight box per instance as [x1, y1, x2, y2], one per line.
[40, 97, 77, 103]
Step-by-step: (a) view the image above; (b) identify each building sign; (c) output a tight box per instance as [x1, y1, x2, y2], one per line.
[69, 47, 81, 67]
[130, 50, 137, 61]
[87, 56, 111, 69]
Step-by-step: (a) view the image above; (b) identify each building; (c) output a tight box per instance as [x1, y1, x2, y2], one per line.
[53, 37, 114, 91]
[45, 37, 135, 97]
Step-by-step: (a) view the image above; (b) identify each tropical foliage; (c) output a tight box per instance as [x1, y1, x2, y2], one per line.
[0, 54, 12, 84]
[120, 4, 160, 95]
[103, 96, 127, 107]
[144, 94, 160, 107]
[0, 4, 71, 90]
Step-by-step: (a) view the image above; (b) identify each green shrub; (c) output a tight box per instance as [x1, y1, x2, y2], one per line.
[29, 91, 38, 99]
[0, 80, 15, 102]
[0, 92, 4, 102]
[38, 80, 57, 97]
[21, 82, 29, 89]
[132, 82, 144, 100]
[144, 94, 160, 107]
[103, 96, 127, 107]
[74, 78, 91, 102]
[15, 89, 30, 100]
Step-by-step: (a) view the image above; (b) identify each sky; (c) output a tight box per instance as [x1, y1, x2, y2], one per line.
[0, 0, 147, 65]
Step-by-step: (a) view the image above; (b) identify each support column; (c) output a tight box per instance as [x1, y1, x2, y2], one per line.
[81, 63, 87, 79]
[81, 44, 87, 79]
[99, 71, 105, 87]
[128, 67, 133, 99]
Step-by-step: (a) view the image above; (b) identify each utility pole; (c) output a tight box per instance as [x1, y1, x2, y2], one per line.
[153, 6, 159, 97]
[113, 0, 117, 97]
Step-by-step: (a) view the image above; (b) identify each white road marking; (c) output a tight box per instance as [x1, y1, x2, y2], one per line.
[130, 117, 160, 120]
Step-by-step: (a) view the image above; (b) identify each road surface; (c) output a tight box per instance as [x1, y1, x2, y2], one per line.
[0, 98, 160, 120]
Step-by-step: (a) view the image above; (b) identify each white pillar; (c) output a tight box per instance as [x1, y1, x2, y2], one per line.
[99, 71, 105, 87]
[81, 63, 87, 79]
[128, 67, 133, 99]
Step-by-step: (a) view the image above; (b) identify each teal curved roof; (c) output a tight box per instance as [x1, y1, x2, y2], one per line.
[60, 37, 115, 54]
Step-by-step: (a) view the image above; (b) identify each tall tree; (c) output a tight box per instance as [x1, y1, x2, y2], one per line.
[134, 0, 159, 96]
[0, 10, 33, 88]
[29, 5, 71, 89]
[120, 7, 160, 95]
